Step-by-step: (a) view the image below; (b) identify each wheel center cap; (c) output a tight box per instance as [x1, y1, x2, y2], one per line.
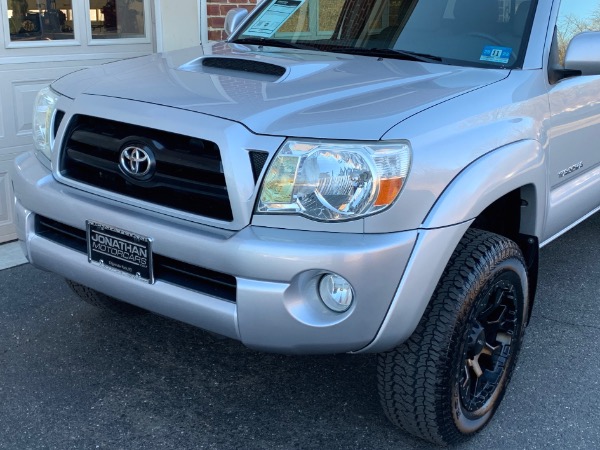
[469, 325, 486, 355]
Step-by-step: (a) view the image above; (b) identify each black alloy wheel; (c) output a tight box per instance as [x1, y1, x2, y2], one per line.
[453, 272, 521, 432]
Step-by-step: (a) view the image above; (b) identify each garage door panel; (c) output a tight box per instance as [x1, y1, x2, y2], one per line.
[0, 64, 85, 151]
[13, 79, 55, 136]
[0, 0, 156, 242]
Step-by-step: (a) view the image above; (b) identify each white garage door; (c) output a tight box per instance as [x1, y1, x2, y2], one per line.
[0, 0, 155, 243]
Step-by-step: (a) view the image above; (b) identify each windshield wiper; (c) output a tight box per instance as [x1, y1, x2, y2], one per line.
[327, 47, 444, 64]
[229, 37, 314, 50]
[229, 39, 443, 63]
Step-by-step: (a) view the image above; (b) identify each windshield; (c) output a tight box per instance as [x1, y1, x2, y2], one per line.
[232, 0, 537, 68]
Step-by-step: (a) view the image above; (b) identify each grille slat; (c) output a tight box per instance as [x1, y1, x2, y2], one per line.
[159, 153, 222, 173]
[153, 173, 228, 196]
[154, 255, 236, 302]
[70, 129, 122, 149]
[60, 115, 233, 221]
[36, 216, 87, 251]
[66, 149, 117, 172]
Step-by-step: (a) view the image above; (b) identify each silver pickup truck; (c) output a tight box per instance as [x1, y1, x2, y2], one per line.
[10, 0, 600, 445]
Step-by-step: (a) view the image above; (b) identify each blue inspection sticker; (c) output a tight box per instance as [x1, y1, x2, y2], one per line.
[480, 46, 512, 64]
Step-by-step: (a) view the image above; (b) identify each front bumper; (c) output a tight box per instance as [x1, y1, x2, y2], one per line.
[12, 151, 424, 354]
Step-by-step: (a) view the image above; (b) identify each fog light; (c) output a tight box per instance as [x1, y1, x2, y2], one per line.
[319, 274, 354, 312]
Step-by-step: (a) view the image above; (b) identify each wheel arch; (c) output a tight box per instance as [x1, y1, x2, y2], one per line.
[470, 186, 540, 323]
[359, 140, 546, 353]
[421, 139, 546, 235]
[422, 139, 546, 323]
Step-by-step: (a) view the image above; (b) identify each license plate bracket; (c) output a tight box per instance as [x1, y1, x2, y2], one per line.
[87, 221, 153, 283]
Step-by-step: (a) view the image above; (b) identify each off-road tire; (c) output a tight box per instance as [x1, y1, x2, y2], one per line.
[378, 229, 528, 445]
[66, 280, 147, 315]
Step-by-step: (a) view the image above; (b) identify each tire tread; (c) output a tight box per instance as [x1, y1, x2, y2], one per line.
[377, 229, 526, 445]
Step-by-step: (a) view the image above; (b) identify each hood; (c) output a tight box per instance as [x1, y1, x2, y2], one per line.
[52, 43, 509, 140]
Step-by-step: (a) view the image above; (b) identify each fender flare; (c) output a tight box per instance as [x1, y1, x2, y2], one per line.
[422, 139, 546, 236]
[358, 139, 546, 353]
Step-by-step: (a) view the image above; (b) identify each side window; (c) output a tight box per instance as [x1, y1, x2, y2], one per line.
[91, 0, 146, 40]
[6, 0, 74, 42]
[555, 0, 600, 65]
[4, 0, 150, 45]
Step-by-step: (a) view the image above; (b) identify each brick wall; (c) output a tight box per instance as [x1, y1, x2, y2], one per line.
[207, 0, 258, 41]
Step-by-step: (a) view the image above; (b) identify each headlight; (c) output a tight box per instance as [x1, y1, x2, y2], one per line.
[257, 140, 411, 221]
[33, 86, 60, 160]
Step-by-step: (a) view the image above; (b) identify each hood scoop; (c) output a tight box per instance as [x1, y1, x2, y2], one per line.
[179, 57, 286, 81]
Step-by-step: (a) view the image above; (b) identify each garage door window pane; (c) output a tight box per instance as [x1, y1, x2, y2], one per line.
[91, 0, 145, 39]
[7, 0, 74, 41]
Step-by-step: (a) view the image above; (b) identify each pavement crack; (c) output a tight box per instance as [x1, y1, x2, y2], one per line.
[532, 313, 600, 330]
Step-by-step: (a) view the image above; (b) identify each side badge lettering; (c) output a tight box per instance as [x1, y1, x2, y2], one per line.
[558, 161, 583, 178]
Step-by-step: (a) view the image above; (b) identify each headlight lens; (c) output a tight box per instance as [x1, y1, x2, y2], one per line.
[257, 140, 411, 221]
[33, 86, 60, 160]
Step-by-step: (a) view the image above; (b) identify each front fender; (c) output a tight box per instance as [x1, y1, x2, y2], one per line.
[357, 139, 546, 353]
[422, 139, 546, 237]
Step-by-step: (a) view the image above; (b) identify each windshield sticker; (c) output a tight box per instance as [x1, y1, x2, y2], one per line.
[244, 0, 305, 38]
[480, 46, 512, 64]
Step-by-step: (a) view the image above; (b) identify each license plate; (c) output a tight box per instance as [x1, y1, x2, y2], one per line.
[87, 221, 153, 283]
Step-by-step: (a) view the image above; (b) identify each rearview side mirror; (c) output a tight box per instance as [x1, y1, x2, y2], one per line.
[225, 8, 249, 37]
[564, 31, 600, 76]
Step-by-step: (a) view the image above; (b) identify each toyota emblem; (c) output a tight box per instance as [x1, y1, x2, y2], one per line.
[119, 145, 156, 180]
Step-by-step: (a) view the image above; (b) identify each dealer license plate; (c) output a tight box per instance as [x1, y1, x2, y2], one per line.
[87, 221, 153, 283]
